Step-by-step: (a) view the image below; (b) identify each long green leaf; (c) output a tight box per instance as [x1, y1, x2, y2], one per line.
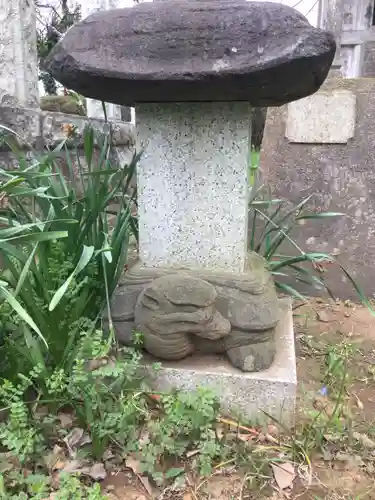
[83, 125, 94, 171]
[296, 212, 345, 220]
[49, 245, 95, 311]
[0, 231, 68, 245]
[0, 285, 47, 347]
[15, 243, 39, 297]
[274, 281, 307, 301]
[7, 187, 49, 197]
[269, 253, 332, 272]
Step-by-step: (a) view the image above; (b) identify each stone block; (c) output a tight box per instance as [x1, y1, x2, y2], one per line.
[143, 300, 296, 424]
[0, 107, 135, 153]
[286, 90, 356, 144]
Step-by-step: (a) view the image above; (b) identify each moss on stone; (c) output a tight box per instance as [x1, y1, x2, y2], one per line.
[40, 95, 87, 116]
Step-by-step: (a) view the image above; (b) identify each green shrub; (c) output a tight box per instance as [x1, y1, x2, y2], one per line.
[0, 325, 222, 495]
[248, 174, 371, 307]
[0, 125, 138, 383]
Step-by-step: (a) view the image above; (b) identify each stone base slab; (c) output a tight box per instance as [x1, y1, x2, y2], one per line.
[143, 299, 296, 425]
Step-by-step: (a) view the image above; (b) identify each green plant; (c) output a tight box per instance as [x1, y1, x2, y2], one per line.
[0, 324, 147, 456]
[248, 180, 371, 306]
[0, 125, 138, 383]
[0, 471, 108, 499]
[323, 340, 357, 392]
[55, 475, 107, 499]
[0, 323, 226, 493]
[0, 472, 49, 500]
[290, 352, 351, 462]
[66, 329, 147, 458]
[0, 374, 45, 462]
[141, 388, 223, 482]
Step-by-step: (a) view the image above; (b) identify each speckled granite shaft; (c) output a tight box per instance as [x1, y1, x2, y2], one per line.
[136, 102, 250, 271]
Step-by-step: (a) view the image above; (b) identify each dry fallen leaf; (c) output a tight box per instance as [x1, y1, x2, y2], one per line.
[87, 357, 108, 371]
[64, 428, 84, 450]
[353, 432, 375, 449]
[63, 427, 91, 454]
[126, 457, 143, 475]
[53, 460, 67, 472]
[238, 433, 255, 443]
[44, 445, 66, 471]
[103, 448, 115, 461]
[125, 456, 154, 497]
[61, 460, 107, 480]
[186, 449, 200, 458]
[84, 462, 107, 480]
[271, 462, 295, 490]
[0, 454, 15, 473]
[58, 413, 74, 429]
[78, 433, 92, 447]
[316, 310, 331, 323]
[353, 394, 364, 410]
[60, 459, 84, 474]
[34, 405, 49, 420]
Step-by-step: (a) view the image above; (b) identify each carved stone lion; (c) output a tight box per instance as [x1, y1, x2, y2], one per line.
[134, 272, 277, 371]
[107, 252, 280, 372]
[134, 274, 231, 360]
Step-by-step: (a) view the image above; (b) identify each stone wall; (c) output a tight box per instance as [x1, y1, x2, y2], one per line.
[0, 106, 135, 169]
[260, 76, 375, 299]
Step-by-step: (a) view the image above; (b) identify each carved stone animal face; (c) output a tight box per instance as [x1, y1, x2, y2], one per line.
[134, 274, 231, 360]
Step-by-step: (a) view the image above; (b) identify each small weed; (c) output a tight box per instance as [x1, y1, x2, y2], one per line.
[0, 471, 108, 499]
[323, 340, 357, 394]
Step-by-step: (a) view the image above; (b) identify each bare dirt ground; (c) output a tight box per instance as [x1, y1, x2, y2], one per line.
[102, 299, 375, 500]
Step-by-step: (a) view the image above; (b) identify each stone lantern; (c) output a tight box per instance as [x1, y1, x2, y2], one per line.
[46, 0, 335, 418]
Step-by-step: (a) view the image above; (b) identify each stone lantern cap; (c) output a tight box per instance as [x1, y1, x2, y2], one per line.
[46, 0, 336, 107]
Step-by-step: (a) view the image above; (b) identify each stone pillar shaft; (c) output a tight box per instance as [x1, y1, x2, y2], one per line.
[0, 0, 39, 108]
[136, 102, 251, 272]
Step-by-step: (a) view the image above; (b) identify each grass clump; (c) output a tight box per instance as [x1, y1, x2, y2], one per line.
[248, 157, 372, 310]
[0, 124, 137, 383]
